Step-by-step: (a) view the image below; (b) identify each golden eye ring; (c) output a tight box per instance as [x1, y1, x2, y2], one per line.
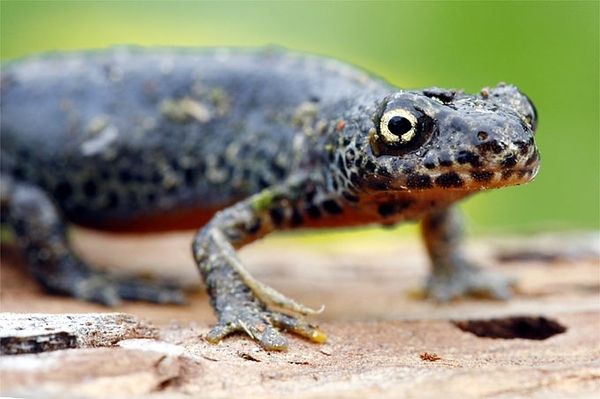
[378, 109, 418, 146]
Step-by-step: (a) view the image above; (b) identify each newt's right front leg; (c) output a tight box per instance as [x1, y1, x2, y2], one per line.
[192, 189, 326, 350]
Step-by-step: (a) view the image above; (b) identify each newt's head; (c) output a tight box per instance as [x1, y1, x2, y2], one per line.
[353, 83, 539, 192]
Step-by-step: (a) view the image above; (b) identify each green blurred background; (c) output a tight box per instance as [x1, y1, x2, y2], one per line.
[1, 1, 598, 233]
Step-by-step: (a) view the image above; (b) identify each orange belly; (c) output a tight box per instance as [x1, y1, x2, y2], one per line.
[82, 205, 224, 234]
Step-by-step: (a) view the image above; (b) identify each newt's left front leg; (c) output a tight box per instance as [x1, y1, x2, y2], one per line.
[192, 189, 326, 350]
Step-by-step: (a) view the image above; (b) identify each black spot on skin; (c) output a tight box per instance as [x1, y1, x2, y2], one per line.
[353, 155, 363, 167]
[106, 192, 119, 209]
[55, 182, 73, 202]
[150, 170, 162, 184]
[304, 185, 316, 203]
[377, 166, 394, 178]
[435, 172, 463, 188]
[364, 160, 377, 174]
[336, 156, 345, 172]
[119, 170, 133, 184]
[515, 140, 530, 155]
[423, 87, 457, 104]
[214, 156, 231, 179]
[471, 171, 494, 183]
[258, 176, 271, 190]
[478, 140, 504, 154]
[146, 192, 157, 204]
[519, 119, 531, 135]
[424, 162, 436, 170]
[327, 151, 335, 163]
[291, 208, 304, 226]
[248, 218, 262, 234]
[169, 159, 181, 173]
[343, 191, 360, 202]
[12, 167, 24, 179]
[184, 168, 195, 185]
[501, 153, 518, 168]
[368, 179, 389, 191]
[322, 199, 343, 215]
[378, 203, 396, 218]
[241, 168, 253, 183]
[269, 206, 286, 226]
[83, 180, 98, 198]
[378, 200, 412, 218]
[331, 178, 339, 191]
[456, 150, 481, 167]
[270, 160, 286, 179]
[350, 172, 360, 186]
[305, 205, 321, 219]
[525, 151, 539, 166]
[438, 158, 453, 167]
[502, 170, 514, 180]
[407, 174, 433, 189]
[477, 131, 489, 141]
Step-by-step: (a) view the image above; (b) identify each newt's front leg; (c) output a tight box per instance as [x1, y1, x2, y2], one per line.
[192, 189, 326, 350]
[422, 206, 514, 301]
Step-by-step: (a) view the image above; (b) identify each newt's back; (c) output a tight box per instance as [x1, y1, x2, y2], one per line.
[0, 47, 391, 230]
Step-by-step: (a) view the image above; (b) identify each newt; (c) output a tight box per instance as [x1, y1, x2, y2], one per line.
[0, 47, 540, 350]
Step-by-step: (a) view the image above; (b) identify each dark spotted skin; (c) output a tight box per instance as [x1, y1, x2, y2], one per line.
[0, 47, 540, 350]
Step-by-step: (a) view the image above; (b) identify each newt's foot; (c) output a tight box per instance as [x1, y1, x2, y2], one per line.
[199, 227, 326, 350]
[426, 264, 515, 302]
[205, 302, 327, 351]
[75, 274, 187, 307]
[39, 259, 187, 306]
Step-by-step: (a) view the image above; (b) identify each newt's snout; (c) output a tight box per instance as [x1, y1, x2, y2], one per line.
[464, 84, 540, 189]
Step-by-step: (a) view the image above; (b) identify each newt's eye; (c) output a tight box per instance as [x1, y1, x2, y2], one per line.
[379, 109, 418, 147]
[370, 104, 433, 157]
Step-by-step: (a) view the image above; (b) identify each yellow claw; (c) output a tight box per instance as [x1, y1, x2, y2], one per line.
[291, 325, 327, 343]
[309, 328, 328, 343]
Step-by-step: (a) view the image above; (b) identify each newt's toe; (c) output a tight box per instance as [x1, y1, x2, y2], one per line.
[268, 311, 328, 343]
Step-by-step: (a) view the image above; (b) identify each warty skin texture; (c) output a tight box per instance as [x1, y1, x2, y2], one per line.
[0, 47, 539, 350]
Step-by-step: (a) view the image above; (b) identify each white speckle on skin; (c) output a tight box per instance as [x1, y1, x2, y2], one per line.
[160, 58, 175, 75]
[108, 67, 124, 83]
[81, 124, 119, 156]
[180, 98, 212, 123]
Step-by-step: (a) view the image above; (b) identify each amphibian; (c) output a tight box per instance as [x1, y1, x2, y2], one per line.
[0, 47, 540, 350]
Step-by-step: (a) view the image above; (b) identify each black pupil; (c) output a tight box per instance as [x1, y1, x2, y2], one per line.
[387, 116, 412, 137]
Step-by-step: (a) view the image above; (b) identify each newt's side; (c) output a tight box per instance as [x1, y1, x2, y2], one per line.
[0, 47, 539, 350]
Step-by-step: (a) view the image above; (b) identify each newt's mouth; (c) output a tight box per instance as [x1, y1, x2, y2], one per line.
[371, 143, 541, 192]
[422, 145, 541, 191]
[415, 162, 540, 191]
